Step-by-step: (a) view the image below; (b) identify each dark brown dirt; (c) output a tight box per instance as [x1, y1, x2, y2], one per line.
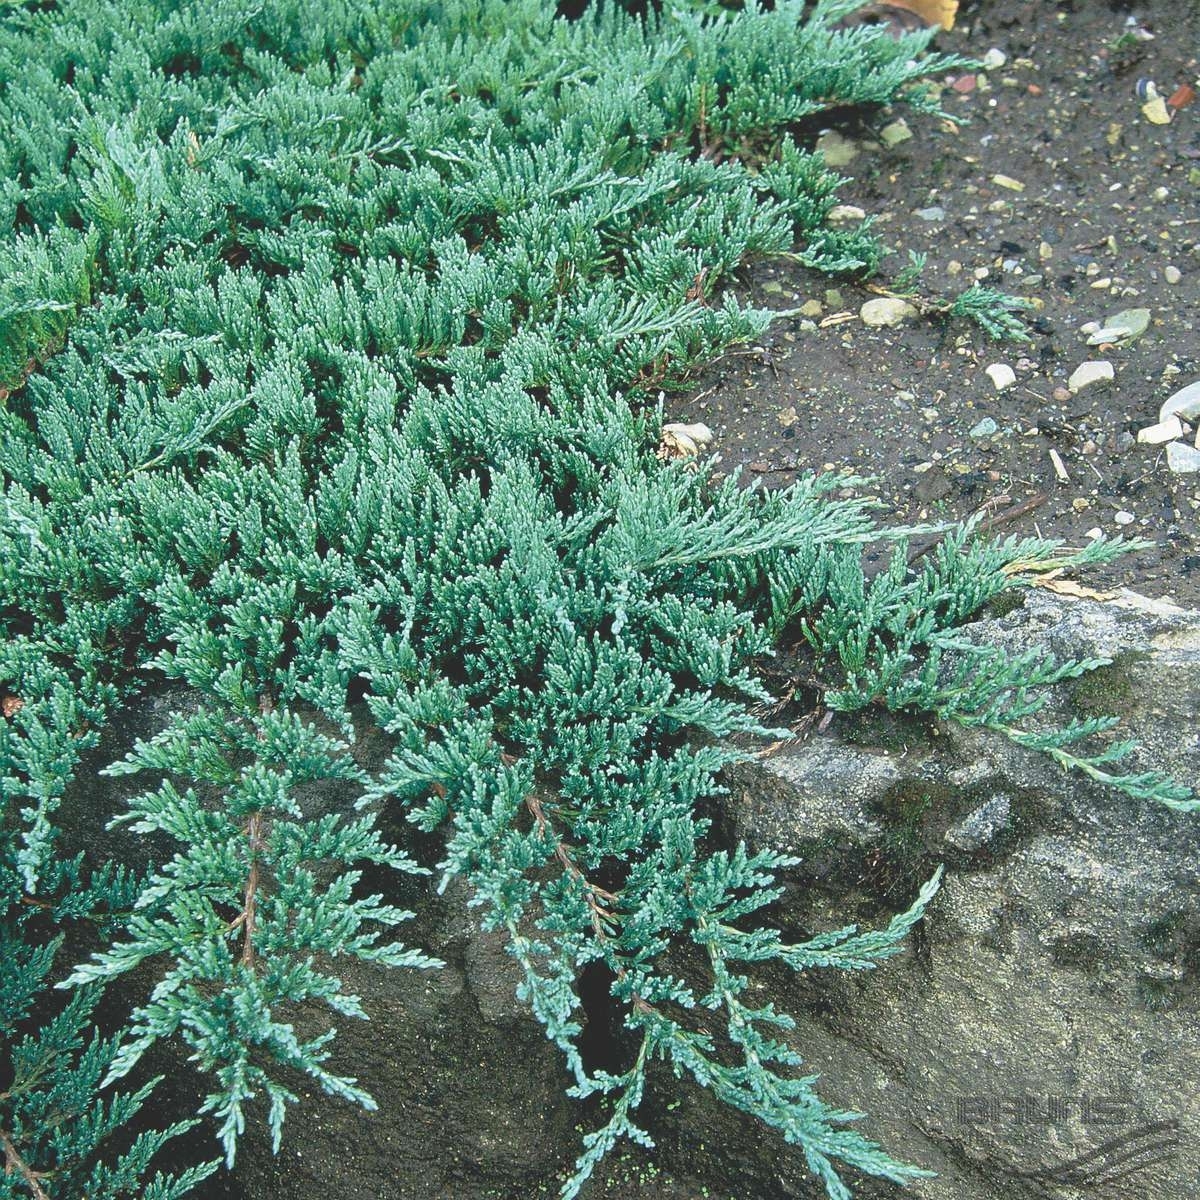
[688, 0, 1200, 607]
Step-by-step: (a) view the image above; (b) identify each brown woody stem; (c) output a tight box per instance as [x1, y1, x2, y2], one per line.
[1, 1129, 51, 1200]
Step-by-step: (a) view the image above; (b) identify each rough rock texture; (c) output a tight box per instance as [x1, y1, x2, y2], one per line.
[717, 588, 1200, 1199]
[60, 591, 1200, 1199]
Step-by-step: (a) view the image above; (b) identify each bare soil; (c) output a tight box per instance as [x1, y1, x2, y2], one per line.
[689, 0, 1200, 607]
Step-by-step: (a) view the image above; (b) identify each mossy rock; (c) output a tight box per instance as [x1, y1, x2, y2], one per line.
[1069, 649, 1146, 718]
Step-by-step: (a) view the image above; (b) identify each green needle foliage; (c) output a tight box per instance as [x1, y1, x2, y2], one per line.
[0, 865, 219, 1200]
[0, 2, 1190, 1199]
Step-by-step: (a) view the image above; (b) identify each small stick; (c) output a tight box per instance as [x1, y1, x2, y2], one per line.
[907, 492, 1049, 565]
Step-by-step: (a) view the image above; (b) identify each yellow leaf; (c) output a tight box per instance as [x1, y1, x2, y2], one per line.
[878, 0, 958, 32]
[1033, 578, 1120, 602]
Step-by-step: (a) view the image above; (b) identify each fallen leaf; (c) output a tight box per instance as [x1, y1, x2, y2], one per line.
[1, 695, 23, 718]
[888, 0, 957, 30]
[1033, 578, 1120, 601]
[844, 0, 957, 32]
[1142, 95, 1172, 125]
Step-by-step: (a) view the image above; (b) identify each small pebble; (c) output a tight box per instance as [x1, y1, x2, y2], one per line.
[992, 174, 1025, 192]
[827, 204, 867, 223]
[1104, 307, 1151, 338]
[1114, 511, 1135, 526]
[985, 363, 1017, 391]
[970, 416, 999, 438]
[916, 206, 946, 222]
[816, 130, 859, 167]
[1138, 416, 1184, 445]
[1142, 96, 1172, 124]
[1160, 381, 1200, 424]
[1068, 361, 1115, 393]
[982, 47, 1008, 70]
[1164, 265, 1182, 285]
[879, 119, 913, 148]
[1087, 327, 1129, 345]
[1166, 441, 1200, 473]
[860, 297, 919, 327]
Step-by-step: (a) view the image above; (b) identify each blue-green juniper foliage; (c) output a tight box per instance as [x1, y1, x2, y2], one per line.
[1, 1, 1191, 1198]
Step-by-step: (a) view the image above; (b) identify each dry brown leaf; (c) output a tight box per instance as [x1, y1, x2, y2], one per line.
[1032, 578, 1120, 602]
[1, 695, 24, 719]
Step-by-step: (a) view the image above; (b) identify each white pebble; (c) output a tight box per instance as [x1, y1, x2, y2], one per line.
[1068, 361, 1115, 393]
[1137, 416, 1184, 444]
[1160, 381, 1200, 424]
[985, 363, 1017, 391]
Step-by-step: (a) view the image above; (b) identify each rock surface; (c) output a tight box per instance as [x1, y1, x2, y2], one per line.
[724, 588, 1200, 1199]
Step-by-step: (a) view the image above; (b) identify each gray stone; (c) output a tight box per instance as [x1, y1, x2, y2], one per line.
[54, 592, 1200, 1200]
[727, 588, 1200, 1200]
[1167, 441, 1200, 473]
[970, 416, 1000, 438]
[944, 794, 1012, 851]
[1160, 380, 1200, 424]
[916, 206, 946, 222]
